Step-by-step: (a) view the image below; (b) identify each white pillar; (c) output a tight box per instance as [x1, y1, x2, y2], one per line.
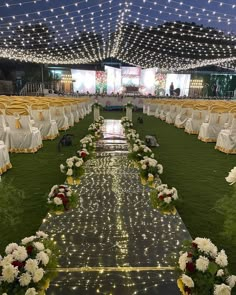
[126, 107, 132, 121]
[147, 105, 150, 116]
[94, 106, 100, 121]
[143, 104, 147, 114]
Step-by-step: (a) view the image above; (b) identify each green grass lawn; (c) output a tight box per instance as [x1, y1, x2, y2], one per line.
[1, 110, 236, 273]
[0, 114, 93, 254]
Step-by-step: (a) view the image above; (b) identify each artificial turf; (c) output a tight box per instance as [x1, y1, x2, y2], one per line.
[0, 113, 93, 254]
[1, 110, 235, 273]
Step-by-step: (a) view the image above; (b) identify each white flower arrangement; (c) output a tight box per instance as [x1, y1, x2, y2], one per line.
[177, 238, 235, 295]
[225, 167, 236, 185]
[121, 117, 133, 130]
[60, 156, 84, 179]
[48, 184, 77, 213]
[139, 157, 163, 183]
[150, 184, 178, 213]
[129, 144, 153, 162]
[80, 134, 96, 151]
[0, 232, 58, 295]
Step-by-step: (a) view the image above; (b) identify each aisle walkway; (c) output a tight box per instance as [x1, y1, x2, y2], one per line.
[42, 120, 190, 294]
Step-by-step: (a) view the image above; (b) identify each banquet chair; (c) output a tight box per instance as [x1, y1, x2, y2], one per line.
[63, 103, 75, 127]
[185, 105, 209, 135]
[71, 102, 80, 123]
[160, 103, 170, 121]
[0, 140, 12, 175]
[174, 103, 194, 128]
[198, 106, 230, 143]
[0, 104, 10, 148]
[166, 101, 183, 124]
[215, 109, 236, 154]
[49, 102, 69, 131]
[5, 106, 43, 153]
[31, 103, 59, 140]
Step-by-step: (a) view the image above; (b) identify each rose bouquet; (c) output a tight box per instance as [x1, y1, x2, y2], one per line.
[139, 157, 163, 185]
[47, 184, 77, 213]
[129, 144, 154, 162]
[60, 156, 84, 185]
[177, 238, 236, 295]
[80, 135, 96, 152]
[77, 148, 91, 162]
[0, 231, 58, 295]
[150, 184, 178, 214]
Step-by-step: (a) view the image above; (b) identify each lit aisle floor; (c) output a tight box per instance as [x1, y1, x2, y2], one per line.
[41, 120, 190, 294]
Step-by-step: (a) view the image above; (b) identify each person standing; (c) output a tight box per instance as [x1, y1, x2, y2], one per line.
[170, 82, 174, 96]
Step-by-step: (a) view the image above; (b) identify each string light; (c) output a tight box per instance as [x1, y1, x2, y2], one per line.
[0, 0, 235, 70]
[40, 120, 191, 293]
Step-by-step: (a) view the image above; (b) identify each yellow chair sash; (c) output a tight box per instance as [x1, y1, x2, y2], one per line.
[38, 111, 44, 121]
[14, 115, 22, 129]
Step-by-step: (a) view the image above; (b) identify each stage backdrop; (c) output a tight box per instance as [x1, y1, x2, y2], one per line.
[96, 71, 107, 94]
[140, 68, 156, 95]
[105, 66, 122, 94]
[165, 74, 191, 96]
[71, 69, 96, 93]
[121, 66, 141, 87]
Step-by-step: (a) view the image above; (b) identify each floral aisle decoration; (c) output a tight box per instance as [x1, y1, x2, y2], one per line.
[150, 184, 178, 214]
[88, 122, 102, 138]
[139, 157, 163, 186]
[124, 101, 134, 109]
[121, 116, 133, 131]
[126, 129, 140, 146]
[0, 231, 58, 295]
[80, 134, 96, 153]
[95, 116, 104, 125]
[177, 238, 236, 295]
[60, 156, 84, 185]
[77, 148, 91, 162]
[129, 144, 154, 162]
[47, 184, 77, 214]
[225, 166, 236, 185]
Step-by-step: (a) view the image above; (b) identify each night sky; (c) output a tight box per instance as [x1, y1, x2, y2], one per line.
[0, 0, 235, 35]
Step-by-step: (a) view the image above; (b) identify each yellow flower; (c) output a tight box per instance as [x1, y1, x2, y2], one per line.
[177, 278, 187, 295]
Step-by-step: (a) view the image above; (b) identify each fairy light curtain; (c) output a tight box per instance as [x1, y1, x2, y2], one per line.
[0, 0, 235, 70]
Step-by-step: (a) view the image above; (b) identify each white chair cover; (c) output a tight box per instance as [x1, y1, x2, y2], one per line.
[198, 112, 229, 142]
[5, 110, 43, 153]
[31, 108, 59, 140]
[50, 106, 69, 131]
[0, 140, 12, 175]
[64, 105, 74, 127]
[215, 117, 236, 154]
[0, 113, 10, 148]
[166, 105, 181, 124]
[160, 104, 170, 121]
[175, 107, 193, 128]
[185, 109, 209, 135]
[71, 104, 80, 123]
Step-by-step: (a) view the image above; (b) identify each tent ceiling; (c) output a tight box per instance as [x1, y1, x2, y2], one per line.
[0, 0, 235, 71]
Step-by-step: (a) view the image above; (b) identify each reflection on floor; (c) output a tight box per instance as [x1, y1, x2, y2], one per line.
[41, 120, 190, 294]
